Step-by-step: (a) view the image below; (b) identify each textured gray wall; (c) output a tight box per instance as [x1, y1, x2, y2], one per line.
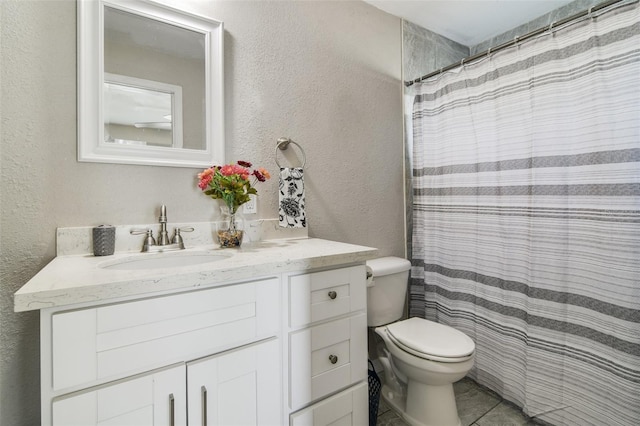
[0, 1, 403, 424]
[403, 20, 469, 84]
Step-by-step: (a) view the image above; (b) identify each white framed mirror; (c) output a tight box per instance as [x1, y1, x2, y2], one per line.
[78, 0, 224, 168]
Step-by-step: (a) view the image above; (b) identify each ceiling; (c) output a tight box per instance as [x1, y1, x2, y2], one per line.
[364, 0, 575, 46]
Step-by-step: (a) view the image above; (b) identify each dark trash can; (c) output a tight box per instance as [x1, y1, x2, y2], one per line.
[368, 360, 382, 426]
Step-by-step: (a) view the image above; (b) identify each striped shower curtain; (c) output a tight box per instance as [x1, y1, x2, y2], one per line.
[410, 2, 639, 426]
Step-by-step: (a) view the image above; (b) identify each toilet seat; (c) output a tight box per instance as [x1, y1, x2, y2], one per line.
[386, 317, 475, 363]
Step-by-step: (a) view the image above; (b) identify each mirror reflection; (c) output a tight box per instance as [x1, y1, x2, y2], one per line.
[104, 74, 181, 148]
[104, 5, 205, 150]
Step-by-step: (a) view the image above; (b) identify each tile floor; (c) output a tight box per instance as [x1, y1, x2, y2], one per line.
[375, 377, 543, 426]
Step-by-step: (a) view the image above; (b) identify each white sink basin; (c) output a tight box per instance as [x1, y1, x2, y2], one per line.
[99, 251, 231, 271]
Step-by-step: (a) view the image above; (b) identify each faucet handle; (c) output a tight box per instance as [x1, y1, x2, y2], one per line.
[171, 227, 194, 249]
[130, 229, 156, 252]
[130, 228, 154, 236]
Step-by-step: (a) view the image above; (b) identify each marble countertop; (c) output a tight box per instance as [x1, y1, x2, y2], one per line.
[14, 238, 378, 312]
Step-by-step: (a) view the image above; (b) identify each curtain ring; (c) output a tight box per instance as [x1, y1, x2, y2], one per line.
[486, 47, 494, 60]
[513, 36, 520, 50]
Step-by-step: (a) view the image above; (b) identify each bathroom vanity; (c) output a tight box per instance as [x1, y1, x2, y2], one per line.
[15, 232, 377, 426]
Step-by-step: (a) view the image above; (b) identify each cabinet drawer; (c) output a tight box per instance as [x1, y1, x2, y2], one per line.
[290, 381, 367, 426]
[51, 278, 279, 391]
[289, 313, 367, 410]
[289, 265, 366, 327]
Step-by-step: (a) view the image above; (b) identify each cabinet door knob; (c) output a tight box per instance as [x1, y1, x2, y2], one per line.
[329, 354, 338, 364]
[328, 291, 337, 300]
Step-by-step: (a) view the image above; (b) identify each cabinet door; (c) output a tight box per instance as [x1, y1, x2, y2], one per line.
[187, 338, 281, 426]
[52, 365, 186, 426]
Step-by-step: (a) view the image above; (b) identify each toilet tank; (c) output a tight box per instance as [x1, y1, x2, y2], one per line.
[366, 256, 411, 327]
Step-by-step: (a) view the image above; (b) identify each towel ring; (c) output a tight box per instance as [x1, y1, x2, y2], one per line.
[275, 137, 306, 169]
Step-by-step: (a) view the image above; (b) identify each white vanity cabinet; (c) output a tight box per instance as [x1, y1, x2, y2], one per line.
[285, 265, 369, 426]
[18, 238, 378, 426]
[41, 277, 281, 426]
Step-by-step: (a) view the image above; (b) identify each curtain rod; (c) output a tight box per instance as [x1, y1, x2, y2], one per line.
[404, 0, 632, 87]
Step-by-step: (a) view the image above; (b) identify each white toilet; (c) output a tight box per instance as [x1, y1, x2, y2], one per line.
[366, 257, 475, 426]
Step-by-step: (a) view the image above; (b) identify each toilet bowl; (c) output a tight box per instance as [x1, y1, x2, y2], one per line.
[375, 318, 475, 426]
[366, 257, 475, 426]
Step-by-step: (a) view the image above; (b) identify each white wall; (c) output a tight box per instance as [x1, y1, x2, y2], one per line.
[0, 1, 403, 424]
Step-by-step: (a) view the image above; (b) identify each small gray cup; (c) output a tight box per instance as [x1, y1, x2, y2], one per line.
[93, 225, 115, 256]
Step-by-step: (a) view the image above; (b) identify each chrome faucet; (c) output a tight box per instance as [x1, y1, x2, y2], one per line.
[130, 205, 194, 252]
[158, 205, 170, 246]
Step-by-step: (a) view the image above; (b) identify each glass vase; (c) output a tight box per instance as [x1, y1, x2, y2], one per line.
[216, 205, 244, 248]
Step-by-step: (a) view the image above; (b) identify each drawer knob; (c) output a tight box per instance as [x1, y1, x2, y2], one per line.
[329, 354, 338, 364]
[328, 291, 337, 300]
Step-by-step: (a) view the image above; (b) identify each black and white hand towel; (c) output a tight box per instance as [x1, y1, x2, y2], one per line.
[279, 167, 306, 228]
